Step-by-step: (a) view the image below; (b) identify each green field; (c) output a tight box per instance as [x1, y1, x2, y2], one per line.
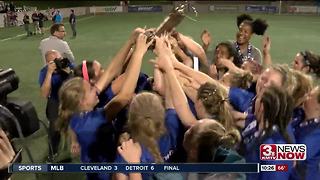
[1, 12, 320, 180]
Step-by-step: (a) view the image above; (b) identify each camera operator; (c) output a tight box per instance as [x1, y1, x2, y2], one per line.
[39, 23, 75, 65]
[39, 50, 74, 157]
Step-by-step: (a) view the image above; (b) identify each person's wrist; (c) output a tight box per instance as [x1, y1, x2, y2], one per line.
[263, 50, 269, 56]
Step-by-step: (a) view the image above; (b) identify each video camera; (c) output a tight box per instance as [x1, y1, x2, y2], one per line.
[0, 68, 39, 139]
[53, 57, 71, 70]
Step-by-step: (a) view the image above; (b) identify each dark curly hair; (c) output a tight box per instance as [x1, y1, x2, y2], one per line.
[237, 14, 253, 27]
[237, 14, 268, 36]
[215, 41, 242, 67]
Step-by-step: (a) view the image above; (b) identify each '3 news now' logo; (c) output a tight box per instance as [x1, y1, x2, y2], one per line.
[260, 144, 307, 160]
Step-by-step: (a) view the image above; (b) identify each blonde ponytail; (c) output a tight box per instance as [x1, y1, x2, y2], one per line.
[56, 77, 85, 133]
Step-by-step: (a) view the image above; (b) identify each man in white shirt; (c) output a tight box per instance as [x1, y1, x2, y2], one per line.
[39, 23, 75, 65]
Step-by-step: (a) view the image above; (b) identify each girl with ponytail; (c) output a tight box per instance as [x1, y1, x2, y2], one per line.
[242, 86, 294, 180]
[114, 92, 181, 180]
[183, 119, 244, 179]
[57, 32, 152, 180]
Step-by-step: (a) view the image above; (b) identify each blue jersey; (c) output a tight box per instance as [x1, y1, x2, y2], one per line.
[97, 73, 152, 134]
[135, 72, 152, 93]
[228, 87, 255, 113]
[96, 84, 115, 108]
[70, 108, 116, 180]
[96, 73, 151, 109]
[39, 66, 70, 100]
[187, 96, 197, 119]
[70, 108, 116, 163]
[287, 107, 305, 144]
[115, 109, 180, 180]
[290, 118, 320, 180]
[243, 123, 293, 180]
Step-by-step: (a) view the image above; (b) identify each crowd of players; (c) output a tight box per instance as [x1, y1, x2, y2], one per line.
[40, 13, 320, 180]
[1, 13, 319, 180]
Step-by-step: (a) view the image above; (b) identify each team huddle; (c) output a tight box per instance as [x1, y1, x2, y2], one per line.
[38, 14, 320, 180]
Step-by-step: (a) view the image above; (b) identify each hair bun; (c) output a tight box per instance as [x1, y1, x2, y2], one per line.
[252, 19, 268, 35]
[219, 128, 241, 148]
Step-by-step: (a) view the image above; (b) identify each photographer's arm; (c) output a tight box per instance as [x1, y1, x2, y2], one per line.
[95, 28, 145, 93]
[40, 63, 56, 98]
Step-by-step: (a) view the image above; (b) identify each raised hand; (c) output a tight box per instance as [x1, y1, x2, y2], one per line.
[135, 33, 154, 54]
[216, 57, 233, 68]
[201, 29, 212, 47]
[70, 141, 81, 157]
[151, 36, 174, 71]
[47, 61, 57, 74]
[262, 35, 271, 54]
[118, 139, 141, 163]
[209, 64, 218, 79]
[0, 130, 15, 170]
[169, 35, 179, 50]
[129, 27, 146, 45]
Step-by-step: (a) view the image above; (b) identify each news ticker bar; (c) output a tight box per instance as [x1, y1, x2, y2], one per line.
[8, 163, 289, 173]
[10, 163, 260, 173]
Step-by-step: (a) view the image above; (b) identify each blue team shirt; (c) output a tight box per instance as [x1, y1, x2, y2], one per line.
[243, 124, 293, 180]
[115, 109, 180, 180]
[70, 108, 116, 163]
[96, 73, 151, 109]
[96, 73, 152, 135]
[229, 87, 255, 113]
[187, 96, 197, 119]
[290, 117, 320, 180]
[38, 64, 74, 100]
[70, 108, 116, 180]
[258, 131, 293, 180]
[96, 85, 115, 108]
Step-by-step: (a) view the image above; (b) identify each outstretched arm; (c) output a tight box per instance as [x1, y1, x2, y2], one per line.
[200, 29, 212, 52]
[179, 32, 209, 67]
[262, 35, 272, 67]
[153, 63, 166, 96]
[173, 60, 224, 89]
[153, 37, 197, 127]
[95, 28, 145, 93]
[104, 34, 153, 121]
